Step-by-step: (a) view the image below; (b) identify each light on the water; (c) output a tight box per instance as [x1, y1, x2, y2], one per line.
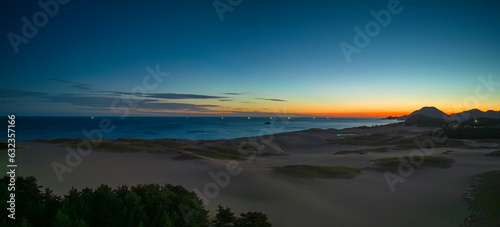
[248, 117, 250, 119]
[91, 116, 94, 120]
[221, 117, 224, 119]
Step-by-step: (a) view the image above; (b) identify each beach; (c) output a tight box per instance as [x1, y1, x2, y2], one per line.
[4, 123, 500, 227]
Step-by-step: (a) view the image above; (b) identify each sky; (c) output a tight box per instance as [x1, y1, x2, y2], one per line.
[1, 0, 499, 117]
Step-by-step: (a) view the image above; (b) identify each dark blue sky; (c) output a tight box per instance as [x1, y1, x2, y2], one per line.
[1, 0, 499, 116]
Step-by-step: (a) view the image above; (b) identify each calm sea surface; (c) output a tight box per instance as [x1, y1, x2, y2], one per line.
[5, 117, 400, 141]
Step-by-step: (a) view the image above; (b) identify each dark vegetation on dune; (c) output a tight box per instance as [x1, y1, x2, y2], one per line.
[333, 147, 388, 155]
[0, 141, 7, 155]
[184, 144, 247, 160]
[405, 117, 500, 139]
[462, 170, 500, 226]
[1, 141, 23, 155]
[444, 127, 500, 139]
[271, 165, 361, 179]
[329, 131, 473, 151]
[33, 138, 253, 161]
[401, 114, 500, 139]
[370, 156, 455, 172]
[485, 150, 500, 156]
[0, 176, 272, 227]
[33, 138, 189, 154]
[1, 141, 7, 149]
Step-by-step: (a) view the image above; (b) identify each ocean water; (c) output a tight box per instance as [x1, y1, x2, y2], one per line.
[5, 116, 400, 141]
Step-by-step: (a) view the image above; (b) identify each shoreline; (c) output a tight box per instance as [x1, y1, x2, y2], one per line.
[2, 117, 402, 142]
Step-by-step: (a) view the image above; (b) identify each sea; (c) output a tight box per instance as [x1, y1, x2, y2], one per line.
[5, 116, 400, 141]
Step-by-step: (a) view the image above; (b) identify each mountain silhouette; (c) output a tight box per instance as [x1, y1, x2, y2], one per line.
[392, 107, 500, 121]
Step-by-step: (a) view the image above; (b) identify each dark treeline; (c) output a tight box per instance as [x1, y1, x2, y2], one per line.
[0, 176, 271, 227]
[444, 118, 500, 139]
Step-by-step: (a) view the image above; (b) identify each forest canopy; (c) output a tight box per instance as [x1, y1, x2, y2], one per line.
[0, 176, 271, 227]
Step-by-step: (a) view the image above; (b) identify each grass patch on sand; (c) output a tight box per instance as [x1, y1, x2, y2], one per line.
[241, 143, 258, 151]
[33, 138, 189, 154]
[185, 144, 247, 160]
[330, 132, 474, 150]
[371, 156, 454, 172]
[334, 147, 388, 155]
[48, 138, 188, 154]
[260, 152, 287, 156]
[173, 153, 206, 161]
[329, 133, 401, 146]
[32, 138, 84, 144]
[485, 150, 500, 156]
[36, 138, 249, 160]
[271, 165, 361, 179]
[78, 138, 188, 154]
[393, 136, 473, 150]
[207, 144, 241, 155]
[0, 141, 24, 155]
[462, 170, 500, 226]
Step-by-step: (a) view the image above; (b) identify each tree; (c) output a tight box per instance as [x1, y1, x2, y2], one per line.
[212, 205, 236, 227]
[234, 212, 272, 227]
[51, 210, 72, 227]
[0, 176, 270, 226]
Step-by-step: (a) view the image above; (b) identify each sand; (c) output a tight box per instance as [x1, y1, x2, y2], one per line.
[3, 124, 500, 227]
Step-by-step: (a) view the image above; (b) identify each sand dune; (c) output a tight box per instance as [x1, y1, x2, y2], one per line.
[4, 124, 500, 227]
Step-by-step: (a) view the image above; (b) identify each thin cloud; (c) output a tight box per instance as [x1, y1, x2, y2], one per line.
[48, 95, 220, 111]
[2, 88, 220, 112]
[145, 93, 226, 99]
[223, 92, 252, 95]
[50, 78, 94, 91]
[0, 89, 50, 98]
[218, 99, 233, 102]
[111, 92, 226, 100]
[139, 102, 220, 111]
[255, 98, 287, 102]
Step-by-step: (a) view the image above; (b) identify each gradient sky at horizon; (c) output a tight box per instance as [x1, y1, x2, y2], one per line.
[1, 0, 499, 117]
